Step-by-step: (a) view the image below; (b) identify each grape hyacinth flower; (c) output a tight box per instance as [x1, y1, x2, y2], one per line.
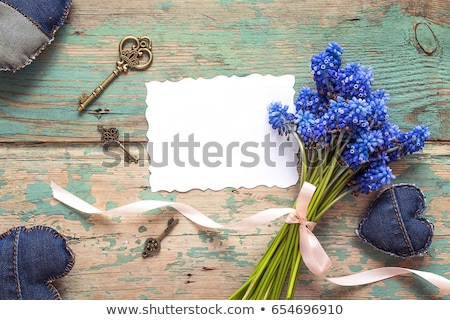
[266, 43, 430, 194]
[230, 42, 430, 300]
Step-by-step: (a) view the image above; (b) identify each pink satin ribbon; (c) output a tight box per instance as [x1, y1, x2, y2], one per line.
[51, 181, 450, 294]
[285, 183, 450, 293]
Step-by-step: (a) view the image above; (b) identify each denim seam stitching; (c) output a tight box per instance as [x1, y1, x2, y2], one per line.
[0, 229, 13, 240]
[26, 226, 76, 299]
[13, 227, 22, 299]
[390, 187, 415, 255]
[397, 184, 433, 255]
[410, 185, 434, 251]
[0, 2, 48, 39]
[1, 1, 72, 40]
[25, 227, 63, 300]
[357, 191, 404, 256]
[0, 1, 73, 72]
[42, 226, 75, 300]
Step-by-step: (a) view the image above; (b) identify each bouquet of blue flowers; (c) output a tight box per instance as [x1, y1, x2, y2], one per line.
[229, 43, 430, 300]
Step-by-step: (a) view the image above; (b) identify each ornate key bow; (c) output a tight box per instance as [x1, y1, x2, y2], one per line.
[78, 36, 153, 112]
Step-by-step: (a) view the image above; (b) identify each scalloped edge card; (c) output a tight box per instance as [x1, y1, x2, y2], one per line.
[145, 74, 298, 192]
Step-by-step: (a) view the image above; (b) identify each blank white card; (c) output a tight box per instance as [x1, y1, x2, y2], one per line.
[145, 74, 298, 192]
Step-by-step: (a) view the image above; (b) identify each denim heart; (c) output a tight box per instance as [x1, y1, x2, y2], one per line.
[356, 184, 434, 258]
[0, 226, 75, 299]
[0, 0, 72, 71]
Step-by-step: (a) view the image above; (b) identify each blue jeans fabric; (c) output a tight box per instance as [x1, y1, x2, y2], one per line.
[356, 184, 434, 258]
[1, 0, 72, 38]
[0, 226, 75, 300]
[0, 0, 72, 71]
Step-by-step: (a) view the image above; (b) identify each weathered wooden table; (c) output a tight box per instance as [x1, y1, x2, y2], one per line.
[0, 0, 449, 300]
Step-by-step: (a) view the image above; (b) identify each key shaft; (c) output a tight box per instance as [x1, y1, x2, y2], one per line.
[116, 140, 139, 164]
[77, 36, 153, 112]
[158, 218, 179, 241]
[78, 70, 121, 112]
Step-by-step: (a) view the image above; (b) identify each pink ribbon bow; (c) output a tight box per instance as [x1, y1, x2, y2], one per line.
[285, 182, 333, 276]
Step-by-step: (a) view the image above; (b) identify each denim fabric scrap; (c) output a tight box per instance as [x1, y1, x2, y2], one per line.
[356, 184, 434, 258]
[0, 226, 75, 300]
[0, 0, 72, 72]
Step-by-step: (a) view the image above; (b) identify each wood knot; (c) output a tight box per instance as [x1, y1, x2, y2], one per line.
[414, 22, 439, 55]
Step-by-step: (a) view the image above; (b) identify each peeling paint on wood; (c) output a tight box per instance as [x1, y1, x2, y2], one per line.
[0, 0, 449, 300]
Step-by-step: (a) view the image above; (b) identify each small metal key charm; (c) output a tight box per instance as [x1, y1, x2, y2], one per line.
[98, 125, 138, 163]
[142, 218, 179, 258]
[78, 36, 153, 112]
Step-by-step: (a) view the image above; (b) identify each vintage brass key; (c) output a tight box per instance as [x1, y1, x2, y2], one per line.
[78, 36, 153, 112]
[98, 125, 138, 163]
[142, 218, 179, 258]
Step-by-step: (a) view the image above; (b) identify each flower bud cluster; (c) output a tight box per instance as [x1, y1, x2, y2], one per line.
[268, 42, 430, 193]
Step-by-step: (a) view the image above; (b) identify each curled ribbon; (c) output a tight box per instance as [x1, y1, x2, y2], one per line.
[50, 182, 295, 229]
[284, 183, 450, 293]
[51, 181, 450, 294]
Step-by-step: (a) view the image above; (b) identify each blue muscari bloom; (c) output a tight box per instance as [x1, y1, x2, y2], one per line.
[368, 90, 390, 126]
[357, 130, 385, 154]
[344, 130, 385, 170]
[399, 125, 431, 155]
[326, 97, 348, 130]
[311, 42, 343, 97]
[313, 114, 332, 145]
[327, 97, 371, 132]
[295, 87, 315, 112]
[294, 109, 316, 143]
[369, 89, 390, 103]
[295, 87, 328, 116]
[342, 146, 362, 171]
[267, 42, 431, 194]
[379, 124, 430, 161]
[336, 62, 373, 100]
[268, 101, 294, 135]
[354, 158, 396, 194]
[379, 122, 402, 161]
[326, 42, 344, 58]
[346, 97, 371, 130]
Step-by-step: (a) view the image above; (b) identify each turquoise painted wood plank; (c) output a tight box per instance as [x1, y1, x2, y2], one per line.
[0, 4, 449, 141]
[0, 0, 449, 300]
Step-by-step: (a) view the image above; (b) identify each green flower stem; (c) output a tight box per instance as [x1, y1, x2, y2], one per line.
[293, 131, 307, 185]
[255, 222, 299, 300]
[286, 224, 301, 299]
[270, 223, 298, 298]
[231, 223, 289, 299]
[229, 131, 355, 300]
[260, 239, 286, 299]
[308, 160, 336, 219]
